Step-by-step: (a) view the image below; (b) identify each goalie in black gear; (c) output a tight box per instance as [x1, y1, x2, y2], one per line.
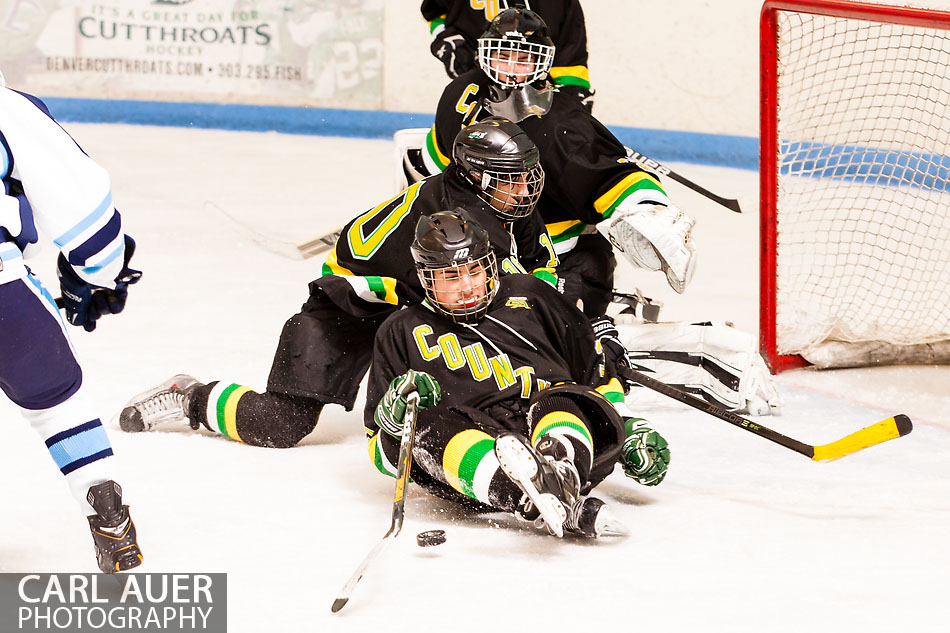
[366, 208, 672, 538]
[119, 118, 561, 448]
[421, 0, 595, 110]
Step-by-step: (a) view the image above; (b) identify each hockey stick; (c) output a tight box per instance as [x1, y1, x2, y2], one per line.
[297, 227, 343, 259]
[203, 201, 304, 260]
[331, 390, 421, 613]
[617, 365, 912, 462]
[626, 150, 743, 213]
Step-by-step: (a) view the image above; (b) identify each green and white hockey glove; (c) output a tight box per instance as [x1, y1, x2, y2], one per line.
[620, 418, 670, 486]
[374, 370, 441, 437]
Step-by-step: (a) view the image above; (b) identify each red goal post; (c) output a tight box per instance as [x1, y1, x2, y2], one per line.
[760, 0, 950, 372]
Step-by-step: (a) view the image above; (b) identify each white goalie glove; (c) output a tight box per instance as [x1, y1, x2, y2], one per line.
[598, 202, 697, 293]
[616, 320, 782, 416]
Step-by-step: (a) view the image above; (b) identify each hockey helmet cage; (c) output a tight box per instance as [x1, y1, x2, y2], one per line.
[454, 117, 545, 221]
[477, 8, 555, 88]
[411, 208, 499, 324]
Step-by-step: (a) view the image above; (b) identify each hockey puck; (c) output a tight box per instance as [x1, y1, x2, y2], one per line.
[416, 530, 446, 547]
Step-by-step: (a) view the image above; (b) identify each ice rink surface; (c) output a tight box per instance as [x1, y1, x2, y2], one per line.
[1, 124, 948, 632]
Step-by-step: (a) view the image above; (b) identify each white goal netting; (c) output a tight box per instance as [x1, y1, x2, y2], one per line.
[772, 8, 950, 366]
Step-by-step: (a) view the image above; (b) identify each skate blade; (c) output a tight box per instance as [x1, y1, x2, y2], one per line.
[593, 505, 629, 537]
[119, 407, 185, 433]
[494, 436, 566, 538]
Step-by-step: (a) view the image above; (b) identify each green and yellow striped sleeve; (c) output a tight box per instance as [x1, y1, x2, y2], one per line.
[544, 219, 588, 246]
[596, 377, 635, 419]
[424, 125, 451, 173]
[427, 14, 446, 35]
[594, 171, 669, 220]
[367, 430, 398, 478]
[550, 65, 591, 91]
[530, 266, 558, 289]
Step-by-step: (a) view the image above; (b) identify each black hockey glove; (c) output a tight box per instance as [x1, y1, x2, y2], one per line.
[590, 315, 633, 389]
[57, 235, 142, 332]
[430, 30, 476, 79]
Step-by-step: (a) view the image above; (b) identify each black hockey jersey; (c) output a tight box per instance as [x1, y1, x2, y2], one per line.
[421, 0, 591, 91]
[316, 167, 559, 318]
[422, 69, 671, 248]
[364, 274, 627, 439]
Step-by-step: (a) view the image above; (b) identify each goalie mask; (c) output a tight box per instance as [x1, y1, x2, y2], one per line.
[411, 208, 498, 324]
[477, 8, 555, 88]
[454, 117, 545, 221]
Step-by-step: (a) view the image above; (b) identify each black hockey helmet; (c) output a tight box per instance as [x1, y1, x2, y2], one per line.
[477, 8, 555, 88]
[411, 208, 498, 324]
[454, 116, 545, 221]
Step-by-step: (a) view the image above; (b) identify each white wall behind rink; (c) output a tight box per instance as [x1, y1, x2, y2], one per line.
[384, 0, 950, 137]
[385, 0, 765, 137]
[12, 1, 950, 140]
[6, 0, 764, 137]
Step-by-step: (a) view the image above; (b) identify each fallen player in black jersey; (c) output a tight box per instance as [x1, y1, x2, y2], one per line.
[365, 208, 671, 538]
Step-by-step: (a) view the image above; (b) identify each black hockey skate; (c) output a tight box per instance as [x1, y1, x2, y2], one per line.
[120, 374, 201, 432]
[494, 434, 581, 537]
[86, 481, 142, 573]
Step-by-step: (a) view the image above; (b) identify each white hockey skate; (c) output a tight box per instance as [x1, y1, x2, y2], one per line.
[119, 374, 201, 432]
[495, 434, 626, 538]
[494, 434, 581, 538]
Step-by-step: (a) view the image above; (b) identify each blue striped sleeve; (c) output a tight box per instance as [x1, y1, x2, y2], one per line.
[68, 210, 121, 266]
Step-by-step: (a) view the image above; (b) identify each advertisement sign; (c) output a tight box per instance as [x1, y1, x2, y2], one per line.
[0, 0, 384, 107]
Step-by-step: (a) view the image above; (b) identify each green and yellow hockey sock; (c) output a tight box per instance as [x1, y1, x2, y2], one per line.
[440, 429, 526, 511]
[203, 382, 251, 443]
[529, 396, 594, 482]
[195, 382, 322, 448]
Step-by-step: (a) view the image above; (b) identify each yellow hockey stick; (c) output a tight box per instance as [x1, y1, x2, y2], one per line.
[618, 366, 912, 462]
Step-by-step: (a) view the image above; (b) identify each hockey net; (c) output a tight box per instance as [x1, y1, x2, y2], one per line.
[760, 0, 950, 371]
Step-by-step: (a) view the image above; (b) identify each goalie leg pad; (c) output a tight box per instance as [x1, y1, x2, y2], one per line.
[392, 128, 432, 193]
[617, 321, 782, 416]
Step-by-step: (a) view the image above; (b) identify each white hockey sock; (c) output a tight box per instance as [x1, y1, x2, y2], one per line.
[20, 388, 122, 516]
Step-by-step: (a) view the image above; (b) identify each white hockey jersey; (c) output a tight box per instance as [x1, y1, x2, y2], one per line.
[0, 87, 126, 288]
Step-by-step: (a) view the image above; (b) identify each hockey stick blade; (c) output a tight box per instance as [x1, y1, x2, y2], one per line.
[297, 227, 343, 259]
[665, 169, 742, 213]
[626, 150, 742, 213]
[331, 391, 421, 613]
[617, 365, 912, 461]
[811, 414, 913, 462]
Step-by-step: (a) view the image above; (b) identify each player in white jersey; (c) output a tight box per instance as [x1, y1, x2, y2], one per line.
[0, 79, 144, 572]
